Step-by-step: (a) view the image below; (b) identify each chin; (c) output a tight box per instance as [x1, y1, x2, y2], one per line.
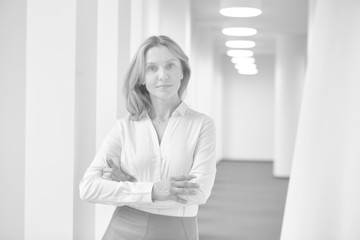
[151, 92, 178, 100]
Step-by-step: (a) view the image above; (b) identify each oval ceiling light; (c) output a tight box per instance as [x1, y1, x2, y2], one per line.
[231, 57, 255, 64]
[227, 49, 254, 57]
[226, 40, 256, 48]
[220, 0, 262, 17]
[222, 27, 257, 36]
[235, 63, 257, 70]
[220, 7, 262, 17]
[238, 68, 258, 75]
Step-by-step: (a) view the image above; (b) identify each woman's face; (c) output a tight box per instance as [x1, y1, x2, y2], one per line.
[144, 46, 183, 101]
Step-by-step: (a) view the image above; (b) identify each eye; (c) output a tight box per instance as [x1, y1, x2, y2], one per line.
[166, 62, 176, 70]
[147, 65, 158, 72]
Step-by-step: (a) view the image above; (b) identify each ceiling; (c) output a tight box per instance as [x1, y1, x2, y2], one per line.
[191, 0, 309, 56]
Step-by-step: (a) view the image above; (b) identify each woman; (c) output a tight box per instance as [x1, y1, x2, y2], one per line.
[79, 35, 217, 240]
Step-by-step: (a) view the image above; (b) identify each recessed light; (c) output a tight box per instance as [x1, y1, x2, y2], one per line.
[231, 57, 255, 64]
[226, 40, 256, 48]
[227, 49, 254, 57]
[235, 63, 257, 70]
[220, 7, 262, 17]
[222, 27, 257, 36]
[238, 68, 258, 75]
[219, 0, 262, 17]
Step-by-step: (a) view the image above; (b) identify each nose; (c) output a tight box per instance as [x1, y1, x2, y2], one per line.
[158, 67, 168, 81]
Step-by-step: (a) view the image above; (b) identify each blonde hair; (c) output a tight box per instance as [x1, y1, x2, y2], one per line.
[123, 35, 191, 120]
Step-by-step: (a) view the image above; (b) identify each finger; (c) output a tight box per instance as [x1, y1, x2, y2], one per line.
[103, 172, 111, 177]
[110, 173, 121, 182]
[128, 176, 137, 182]
[173, 181, 199, 188]
[171, 175, 197, 181]
[120, 173, 134, 182]
[114, 171, 133, 182]
[104, 172, 118, 180]
[106, 158, 119, 170]
[119, 165, 137, 180]
[102, 173, 112, 180]
[186, 175, 197, 180]
[103, 168, 114, 174]
[172, 188, 197, 196]
[174, 196, 187, 204]
[171, 175, 189, 181]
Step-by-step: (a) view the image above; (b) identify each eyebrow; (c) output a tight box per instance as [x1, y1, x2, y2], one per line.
[146, 59, 179, 65]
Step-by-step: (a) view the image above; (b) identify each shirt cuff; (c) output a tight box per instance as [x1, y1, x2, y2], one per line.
[139, 182, 154, 203]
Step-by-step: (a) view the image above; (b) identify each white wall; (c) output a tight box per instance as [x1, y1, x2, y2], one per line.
[0, 1, 26, 239]
[281, 0, 360, 239]
[24, 0, 76, 239]
[73, 0, 97, 239]
[274, 35, 307, 177]
[188, 25, 224, 161]
[222, 54, 275, 161]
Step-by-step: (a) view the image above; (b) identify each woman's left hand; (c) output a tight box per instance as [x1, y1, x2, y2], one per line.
[102, 158, 137, 182]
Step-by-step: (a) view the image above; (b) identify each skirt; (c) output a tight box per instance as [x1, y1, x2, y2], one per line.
[102, 206, 199, 240]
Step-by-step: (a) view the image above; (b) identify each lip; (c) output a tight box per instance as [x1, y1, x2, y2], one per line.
[156, 84, 172, 88]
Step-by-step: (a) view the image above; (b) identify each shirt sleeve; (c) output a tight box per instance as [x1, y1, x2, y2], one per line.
[79, 121, 154, 205]
[180, 116, 217, 205]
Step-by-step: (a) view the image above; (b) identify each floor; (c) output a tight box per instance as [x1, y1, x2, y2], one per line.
[197, 160, 289, 240]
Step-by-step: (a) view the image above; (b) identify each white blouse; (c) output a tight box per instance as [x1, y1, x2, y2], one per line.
[79, 102, 216, 217]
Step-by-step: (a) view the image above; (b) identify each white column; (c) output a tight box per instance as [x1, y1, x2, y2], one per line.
[0, 0, 26, 239]
[188, 27, 216, 116]
[117, 0, 132, 118]
[158, 0, 191, 54]
[274, 35, 307, 177]
[130, 0, 191, 56]
[73, 0, 97, 239]
[189, 25, 223, 161]
[281, 0, 360, 239]
[130, 0, 145, 56]
[94, 0, 131, 239]
[143, 0, 161, 38]
[307, 0, 317, 57]
[212, 48, 224, 161]
[24, 0, 76, 239]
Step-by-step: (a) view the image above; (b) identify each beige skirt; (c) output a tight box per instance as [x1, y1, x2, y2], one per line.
[102, 206, 199, 240]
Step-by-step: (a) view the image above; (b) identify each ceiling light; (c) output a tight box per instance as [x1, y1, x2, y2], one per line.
[220, 0, 262, 17]
[238, 68, 258, 75]
[226, 40, 256, 48]
[235, 61, 258, 75]
[231, 57, 255, 64]
[222, 27, 257, 36]
[220, 8, 262, 17]
[235, 63, 257, 70]
[227, 49, 254, 57]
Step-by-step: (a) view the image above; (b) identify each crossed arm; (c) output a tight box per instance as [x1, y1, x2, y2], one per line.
[79, 118, 216, 207]
[103, 158, 199, 204]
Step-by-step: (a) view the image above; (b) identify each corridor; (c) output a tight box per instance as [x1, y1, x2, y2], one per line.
[198, 161, 288, 240]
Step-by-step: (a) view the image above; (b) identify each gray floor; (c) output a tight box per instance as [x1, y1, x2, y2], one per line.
[198, 160, 289, 240]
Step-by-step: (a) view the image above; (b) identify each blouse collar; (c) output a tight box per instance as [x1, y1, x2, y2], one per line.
[171, 101, 188, 117]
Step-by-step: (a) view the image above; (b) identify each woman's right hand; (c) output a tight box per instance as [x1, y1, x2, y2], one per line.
[152, 175, 199, 204]
[102, 158, 137, 182]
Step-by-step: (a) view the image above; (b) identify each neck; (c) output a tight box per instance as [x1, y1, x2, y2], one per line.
[149, 96, 181, 120]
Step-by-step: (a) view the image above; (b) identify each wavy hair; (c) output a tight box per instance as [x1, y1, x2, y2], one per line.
[123, 35, 191, 120]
